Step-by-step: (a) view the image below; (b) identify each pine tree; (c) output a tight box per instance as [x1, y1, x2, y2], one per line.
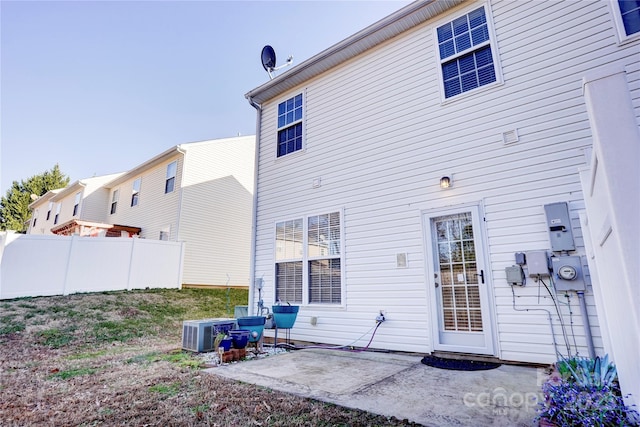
[0, 164, 70, 232]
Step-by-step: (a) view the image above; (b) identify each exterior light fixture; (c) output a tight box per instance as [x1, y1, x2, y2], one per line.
[440, 175, 453, 189]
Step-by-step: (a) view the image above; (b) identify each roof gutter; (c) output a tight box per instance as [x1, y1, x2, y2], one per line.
[245, 0, 464, 104]
[246, 95, 262, 317]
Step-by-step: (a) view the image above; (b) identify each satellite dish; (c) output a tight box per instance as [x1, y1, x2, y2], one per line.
[261, 45, 276, 72]
[260, 45, 293, 80]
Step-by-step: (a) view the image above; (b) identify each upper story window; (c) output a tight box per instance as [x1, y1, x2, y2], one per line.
[110, 189, 119, 215]
[46, 201, 53, 221]
[72, 192, 81, 216]
[32, 210, 38, 227]
[612, 0, 640, 41]
[54, 203, 61, 225]
[131, 178, 141, 207]
[436, 6, 499, 99]
[165, 161, 177, 194]
[277, 93, 303, 157]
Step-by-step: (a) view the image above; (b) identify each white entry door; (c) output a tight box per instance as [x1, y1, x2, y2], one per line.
[424, 205, 494, 355]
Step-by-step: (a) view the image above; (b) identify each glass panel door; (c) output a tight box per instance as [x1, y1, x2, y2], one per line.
[426, 205, 494, 355]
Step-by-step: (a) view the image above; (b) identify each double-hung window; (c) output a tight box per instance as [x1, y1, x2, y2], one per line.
[612, 0, 640, 41]
[275, 211, 342, 305]
[131, 178, 141, 207]
[46, 202, 52, 221]
[110, 189, 119, 215]
[32, 210, 38, 227]
[437, 6, 498, 99]
[165, 161, 177, 194]
[72, 192, 81, 216]
[276, 93, 303, 157]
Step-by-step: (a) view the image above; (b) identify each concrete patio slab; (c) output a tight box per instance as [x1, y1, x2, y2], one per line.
[205, 348, 543, 426]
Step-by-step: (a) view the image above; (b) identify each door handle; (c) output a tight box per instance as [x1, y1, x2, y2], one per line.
[479, 270, 485, 284]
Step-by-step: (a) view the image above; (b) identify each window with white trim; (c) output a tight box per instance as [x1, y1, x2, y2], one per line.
[46, 201, 52, 221]
[110, 189, 119, 215]
[32, 210, 38, 227]
[276, 93, 303, 157]
[612, 0, 640, 40]
[275, 211, 342, 305]
[165, 161, 177, 193]
[131, 178, 141, 207]
[73, 192, 81, 216]
[436, 6, 498, 99]
[159, 225, 170, 241]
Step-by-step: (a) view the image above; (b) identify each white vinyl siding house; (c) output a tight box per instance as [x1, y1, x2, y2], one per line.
[246, 0, 639, 372]
[104, 135, 256, 288]
[27, 174, 123, 235]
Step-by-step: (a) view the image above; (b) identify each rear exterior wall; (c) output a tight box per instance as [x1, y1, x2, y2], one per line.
[252, 0, 639, 363]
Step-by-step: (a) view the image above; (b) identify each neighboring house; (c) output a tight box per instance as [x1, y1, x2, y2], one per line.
[245, 0, 639, 404]
[103, 136, 256, 288]
[27, 174, 124, 236]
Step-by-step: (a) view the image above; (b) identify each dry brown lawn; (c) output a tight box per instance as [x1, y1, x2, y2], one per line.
[0, 289, 417, 426]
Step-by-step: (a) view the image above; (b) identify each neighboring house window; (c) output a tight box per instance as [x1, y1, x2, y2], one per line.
[32, 210, 38, 227]
[72, 192, 81, 216]
[110, 189, 119, 215]
[276, 93, 303, 157]
[131, 178, 141, 207]
[159, 226, 170, 241]
[46, 202, 52, 221]
[613, 0, 640, 39]
[165, 161, 177, 194]
[54, 203, 61, 225]
[436, 6, 498, 99]
[275, 211, 342, 304]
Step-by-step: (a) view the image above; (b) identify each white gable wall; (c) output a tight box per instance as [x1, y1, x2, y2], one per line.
[107, 153, 183, 241]
[252, 0, 638, 363]
[178, 136, 255, 287]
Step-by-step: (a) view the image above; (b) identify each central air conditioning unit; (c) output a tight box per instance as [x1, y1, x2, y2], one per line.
[181, 318, 236, 353]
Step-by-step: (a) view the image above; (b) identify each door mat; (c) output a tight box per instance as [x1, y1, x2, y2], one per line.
[421, 355, 501, 371]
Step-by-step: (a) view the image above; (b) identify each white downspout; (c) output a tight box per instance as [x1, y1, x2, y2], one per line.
[247, 95, 262, 316]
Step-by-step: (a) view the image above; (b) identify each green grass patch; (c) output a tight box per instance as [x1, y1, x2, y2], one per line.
[17, 302, 37, 309]
[38, 327, 77, 348]
[65, 349, 109, 360]
[148, 382, 181, 396]
[126, 351, 161, 365]
[48, 305, 81, 319]
[127, 350, 201, 369]
[190, 404, 210, 415]
[92, 319, 146, 343]
[157, 351, 202, 369]
[49, 367, 97, 380]
[0, 315, 25, 335]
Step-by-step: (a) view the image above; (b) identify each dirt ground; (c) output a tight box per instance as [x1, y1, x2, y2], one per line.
[0, 289, 418, 426]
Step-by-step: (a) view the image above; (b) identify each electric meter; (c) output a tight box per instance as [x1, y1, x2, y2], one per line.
[551, 256, 586, 291]
[558, 265, 577, 280]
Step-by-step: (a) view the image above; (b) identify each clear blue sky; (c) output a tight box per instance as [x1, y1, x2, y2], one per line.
[1, 0, 410, 195]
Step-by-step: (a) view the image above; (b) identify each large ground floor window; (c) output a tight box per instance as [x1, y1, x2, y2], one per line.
[275, 211, 342, 305]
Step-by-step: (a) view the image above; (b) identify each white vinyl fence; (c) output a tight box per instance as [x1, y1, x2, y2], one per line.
[0, 232, 184, 300]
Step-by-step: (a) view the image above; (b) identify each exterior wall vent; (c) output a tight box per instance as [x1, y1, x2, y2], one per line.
[396, 253, 408, 268]
[502, 129, 519, 145]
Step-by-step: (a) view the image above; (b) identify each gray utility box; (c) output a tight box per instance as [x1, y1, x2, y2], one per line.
[551, 256, 586, 291]
[544, 202, 575, 252]
[182, 318, 235, 353]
